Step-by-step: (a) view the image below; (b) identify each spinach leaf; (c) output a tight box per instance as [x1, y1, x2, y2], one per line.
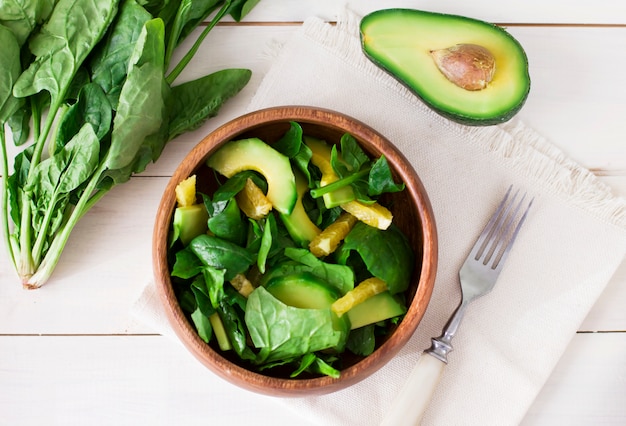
[257, 215, 273, 274]
[273, 121, 303, 158]
[190, 307, 213, 343]
[189, 234, 255, 281]
[0, 25, 21, 122]
[90, 0, 152, 108]
[206, 197, 246, 246]
[6, 105, 29, 146]
[167, 69, 252, 141]
[336, 222, 414, 294]
[24, 124, 100, 262]
[0, 0, 56, 46]
[103, 18, 166, 172]
[164, 0, 221, 64]
[190, 274, 215, 317]
[202, 265, 226, 308]
[0, 23, 23, 266]
[171, 246, 203, 279]
[13, 0, 117, 105]
[338, 132, 369, 172]
[245, 287, 346, 364]
[227, 0, 259, 21]
[218, 290, 256, 360]
[283, 247, 354, 295]
[55, 82, 112, 151]
[346, 324, 376, 356]
[368, 155, 405, 196]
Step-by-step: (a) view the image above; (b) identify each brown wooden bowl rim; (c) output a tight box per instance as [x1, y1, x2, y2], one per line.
[152, 105, 438, 396]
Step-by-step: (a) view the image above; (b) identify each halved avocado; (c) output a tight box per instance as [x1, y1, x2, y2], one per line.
[360, 9, 530, 125]
[206, 138, 297, 214]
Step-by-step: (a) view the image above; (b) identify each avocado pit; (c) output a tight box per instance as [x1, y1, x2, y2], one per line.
[430, 43, 496, 91]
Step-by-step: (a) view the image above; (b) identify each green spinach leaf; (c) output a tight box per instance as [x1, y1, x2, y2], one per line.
[90, 0, 152, 108]
[0, 0, 56, 46]
[167, 69, 252, 141]
[55, 82, 112, 151]
[103, 18, 166, 172]
[336, 222, 414, 294]
[189, 234, 255, 281]
[245, 287, 346, 363]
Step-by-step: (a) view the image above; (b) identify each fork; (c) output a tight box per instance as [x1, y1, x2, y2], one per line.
[381, 185, 533, 426]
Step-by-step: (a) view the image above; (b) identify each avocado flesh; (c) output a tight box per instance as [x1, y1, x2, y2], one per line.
[360, 9, 530, 125]
[206, 138, 297, 214]
[346, 291, 406, 329]
[266, 272, 350, 346]
[279, 170, 321, 247]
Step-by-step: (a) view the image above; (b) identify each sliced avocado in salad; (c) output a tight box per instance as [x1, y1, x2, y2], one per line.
[360, 9, 530, 125]
[279, 170, 321, 247]
[172, 204, 208, 246]
[347, 291, 407, 329]
[266, 271, 341, 309]
[206, 138, 297, 214]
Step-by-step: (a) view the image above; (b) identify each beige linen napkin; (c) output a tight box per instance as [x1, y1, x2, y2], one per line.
[134, 13, 626, 426]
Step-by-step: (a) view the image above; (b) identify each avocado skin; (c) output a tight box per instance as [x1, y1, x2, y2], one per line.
[360, 9, 531, 126]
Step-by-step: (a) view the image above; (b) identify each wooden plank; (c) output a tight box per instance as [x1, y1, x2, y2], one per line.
[0, 177, 164, 334]
[237, 1, 626, 25]
[0, 333, 623, 425]
[0, 335, 315, 426]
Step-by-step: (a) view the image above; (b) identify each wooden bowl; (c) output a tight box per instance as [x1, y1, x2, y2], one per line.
[153, 106, 437, 396]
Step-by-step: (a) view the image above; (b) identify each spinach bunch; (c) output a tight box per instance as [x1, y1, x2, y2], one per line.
[169, 123, 414, 378]
[0, 0, 259, 288]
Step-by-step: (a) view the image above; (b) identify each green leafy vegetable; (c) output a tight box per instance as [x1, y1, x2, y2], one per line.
[336, 222, 414, 294]
[246, 287, 346, 363]
[0, 0, 261, 288]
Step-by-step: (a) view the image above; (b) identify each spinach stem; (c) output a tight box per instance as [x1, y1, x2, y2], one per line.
[25, 164, 109, 288]
[0, 127, 16, 268]
[17, 99, 63, 281]
[165, 0, 232, 85]
[310, 168, 370, 199]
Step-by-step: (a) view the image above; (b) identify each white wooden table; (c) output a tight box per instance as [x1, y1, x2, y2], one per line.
[1, 2, 625, 425]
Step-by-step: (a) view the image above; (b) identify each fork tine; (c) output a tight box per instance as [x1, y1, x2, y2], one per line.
[490, 194, 533, 270]
[473, 185, 513, 261]
[472, 185, 533, 272]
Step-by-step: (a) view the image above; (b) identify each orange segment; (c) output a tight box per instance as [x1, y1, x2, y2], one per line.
[340, 200, 393, 230]
[236, 178, 272, 220]
[309, 212, 358, 257]
[331, 277, 388, 317]
[175, 175, 197, 207]
[230, 273, 255, 297]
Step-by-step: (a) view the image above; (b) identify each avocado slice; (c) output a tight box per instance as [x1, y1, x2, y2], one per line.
[346, 291, 406, 329]
[172, 204, 209, 246]
[360, 9, 530, 126]
[265, 271, 340, 309]
[206, 138, 297, 214]
[265, 272, 351, 347]
[279, 169, 321, 247]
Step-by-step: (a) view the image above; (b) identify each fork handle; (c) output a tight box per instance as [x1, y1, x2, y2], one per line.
[380, 351, 446, 426]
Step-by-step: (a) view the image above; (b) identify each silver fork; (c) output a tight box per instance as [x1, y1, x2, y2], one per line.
[381, 185, 534, 426]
